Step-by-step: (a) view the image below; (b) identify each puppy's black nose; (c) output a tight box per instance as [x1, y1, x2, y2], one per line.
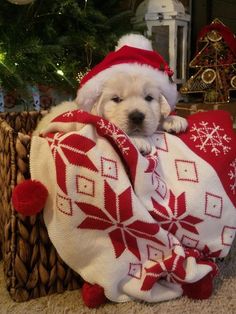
[129, 111, 145, 125]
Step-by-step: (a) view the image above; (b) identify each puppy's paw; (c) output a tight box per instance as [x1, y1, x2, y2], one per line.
[162, 115, 188, 134]
[130, 135, 152, 155]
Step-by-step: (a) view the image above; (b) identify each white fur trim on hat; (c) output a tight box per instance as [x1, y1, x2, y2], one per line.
[76, 63, 177, 112]
[115, 33, 153, 51]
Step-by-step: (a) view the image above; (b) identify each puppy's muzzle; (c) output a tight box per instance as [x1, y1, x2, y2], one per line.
[128, 110, 145, 126]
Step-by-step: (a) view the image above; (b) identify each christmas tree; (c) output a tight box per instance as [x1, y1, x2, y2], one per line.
[180, 19, 236, 103]
[0, 0, 135, 107]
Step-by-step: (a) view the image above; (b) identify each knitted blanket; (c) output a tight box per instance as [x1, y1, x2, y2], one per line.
[30, 109, 236, 303]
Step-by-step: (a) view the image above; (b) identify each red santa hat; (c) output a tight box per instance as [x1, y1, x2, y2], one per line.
[76, 33, 178, 111]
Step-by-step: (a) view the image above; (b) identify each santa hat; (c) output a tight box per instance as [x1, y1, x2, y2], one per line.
[76, 33, 178, 111]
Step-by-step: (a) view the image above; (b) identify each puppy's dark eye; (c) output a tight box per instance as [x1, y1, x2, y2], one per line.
[145, 95, 154, 102]
[111, 96, 122, 103]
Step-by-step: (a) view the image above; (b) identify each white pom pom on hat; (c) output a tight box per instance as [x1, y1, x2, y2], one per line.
[76, 33, 177, 111]
[115, 33, 153, 51]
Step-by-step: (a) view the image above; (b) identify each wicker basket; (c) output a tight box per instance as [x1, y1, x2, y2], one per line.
[0, 105, 235, 302]
[0, 111, 82, 302]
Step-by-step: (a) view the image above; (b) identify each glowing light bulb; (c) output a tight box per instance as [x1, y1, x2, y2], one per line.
[57, 69, 64, 76]
[0, 52, 6, 63]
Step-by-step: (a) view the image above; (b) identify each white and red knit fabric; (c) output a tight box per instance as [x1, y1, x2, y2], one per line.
[30, 109, 236, 303]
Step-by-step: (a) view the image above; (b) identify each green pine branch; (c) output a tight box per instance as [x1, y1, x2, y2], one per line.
[0, 0, 135, 95]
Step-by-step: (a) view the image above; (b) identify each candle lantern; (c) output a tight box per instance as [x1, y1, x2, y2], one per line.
[133, 0, 190, 85]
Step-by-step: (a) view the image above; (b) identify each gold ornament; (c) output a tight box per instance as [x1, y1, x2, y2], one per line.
[181, 19, 236, 103]
[231, 76, 236, 88]
[213, 42, 224, 53]
[180, 86, 188, 93]
[207, 30, 222, 42]
[201, 69, 216, 84]
[205, 90, 218, 102]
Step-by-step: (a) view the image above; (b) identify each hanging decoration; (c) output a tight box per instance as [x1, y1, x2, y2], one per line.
[6, 0, 34, 5]
[76, 67, 91, 85]
[180, 18, 236, 103]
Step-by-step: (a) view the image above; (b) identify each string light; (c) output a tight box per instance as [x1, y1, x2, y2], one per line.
[56, 69, 64, 76]
[0, 52, 6, 63]
[76, 68, 90, 84]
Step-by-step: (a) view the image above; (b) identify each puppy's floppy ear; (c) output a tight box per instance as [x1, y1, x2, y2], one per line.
[91, 94, 104, 116]
[160, 94, 171, 117]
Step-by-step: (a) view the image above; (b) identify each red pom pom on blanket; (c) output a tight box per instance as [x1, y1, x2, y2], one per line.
[182, 272, 214, 300]
[82, 282, 107, 308]
[12, 179, 48, 216]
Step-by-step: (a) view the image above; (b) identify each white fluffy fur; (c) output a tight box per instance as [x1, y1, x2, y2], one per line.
[34, 71, 187, 154]
[77, 33, 177, 115]
[33, 101, 78, 136]
[115, 33, 153, 51]
[76, 63, 178, 113]
[92, 72, 169, 135]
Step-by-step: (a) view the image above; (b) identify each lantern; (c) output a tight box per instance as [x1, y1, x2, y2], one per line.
[133, 0, 190, 85]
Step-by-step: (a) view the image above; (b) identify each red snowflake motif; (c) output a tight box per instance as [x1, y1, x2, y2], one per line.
[47, 132, 98, 194]
[184, 247, 201, 259]
[141, 251, 186, 291]
[77, 181, 164, 260]
[201, 245, 222, 258]
[184, 246, 220, 274]
[150, 190, 203, 235]
[144, 153, 158, 173]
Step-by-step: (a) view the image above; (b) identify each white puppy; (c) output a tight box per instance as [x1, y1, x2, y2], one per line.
[33, 100, 78, 136]
[34, 71, 187, 155]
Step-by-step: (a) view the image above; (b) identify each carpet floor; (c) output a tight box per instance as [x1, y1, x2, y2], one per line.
[0, 244, 236, 314]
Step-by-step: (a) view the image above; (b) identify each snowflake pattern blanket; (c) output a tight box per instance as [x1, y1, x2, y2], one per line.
[30, 109, 236, 303]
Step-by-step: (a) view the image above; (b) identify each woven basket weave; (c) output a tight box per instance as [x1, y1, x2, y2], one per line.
[0, 111, 82, 302]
